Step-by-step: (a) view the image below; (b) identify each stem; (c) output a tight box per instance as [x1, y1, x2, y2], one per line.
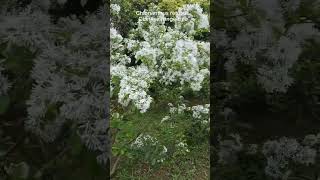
[110, 133, 141, 178]
[110, 156, 121, 178]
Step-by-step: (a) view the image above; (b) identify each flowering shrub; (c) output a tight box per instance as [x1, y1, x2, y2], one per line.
[262, 137, 317, 178]
[216, 133, 320, 179]
[213, 1, 320, 178]
[158, 0, 209, 12]
[213, 0, 319, 93]
[110, 0, 209, 37]
[111, 3, 209, 112]
[0, 0, 109, 173]
[130, 134, 168, 165]
[111, 3, 209, 177]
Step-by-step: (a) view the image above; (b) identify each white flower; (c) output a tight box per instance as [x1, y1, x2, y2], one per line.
[111, 4, 121, 14]
[199, 14, 209, 29]
[162, 146, 168, 154]
[175, 4, 209, 34]
[131, 134, 159, 148]
[176, 141, 190, 152]
[262, 137, 317, 178]
[192, 104, 209, 119]
[161, 116, 170, 123]
[111, 4, 209, 114]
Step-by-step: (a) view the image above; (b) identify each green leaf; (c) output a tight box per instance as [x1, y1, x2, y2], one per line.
[0, 95, 10, 114]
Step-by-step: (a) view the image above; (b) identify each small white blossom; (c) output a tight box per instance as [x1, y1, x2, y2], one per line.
[110, 4, 121, 14]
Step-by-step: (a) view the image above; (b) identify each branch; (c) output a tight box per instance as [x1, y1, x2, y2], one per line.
[110, 132, 141, 178]
[110, 156, 121, 178]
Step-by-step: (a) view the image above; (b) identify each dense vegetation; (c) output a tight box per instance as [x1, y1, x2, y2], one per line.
[0, 0, 108, 179]
[1, 0, 319, 179]
[212, 0, 320, 179]
[110, 1, 210, 179]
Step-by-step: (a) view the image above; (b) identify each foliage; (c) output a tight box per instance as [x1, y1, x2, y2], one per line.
[110, 2, 210, 178]
[110, 0, 209, 37]
[215, 133, 320, 180]
[158, 0, 209, 12]
[212, 0, 320, 179]
[0, 0, 108, 179]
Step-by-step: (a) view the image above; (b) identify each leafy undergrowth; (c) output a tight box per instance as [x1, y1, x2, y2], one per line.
[111, 108, 209, 180]
[0, 119, 107, 179]
[114, 147, 209, 180]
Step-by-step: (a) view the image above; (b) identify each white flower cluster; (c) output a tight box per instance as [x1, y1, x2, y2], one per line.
[163, 103, 209, 127]
[262, 137, 317, 178]
[110, 4, 120, 14]
[117, 65, 157, 113]
[134, 42, 159, 66]
[168, 103, 187, 114]
[0, 2, 109, 164]
[110, 8, 158, 113]
[131, 134, 159, 148]
[160, 115, 170, 123]
[191, 104, 210, 119]
[214, 0, 319, 93]
[0, 6, 51, 52]
[176, 141, 190, 153]
[131, 133, 167, 163]
[217, 133, 320, 178]
[111, 4, 209, 113]
[161, 39, 210, 91]
[175, 4, 209, 34]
